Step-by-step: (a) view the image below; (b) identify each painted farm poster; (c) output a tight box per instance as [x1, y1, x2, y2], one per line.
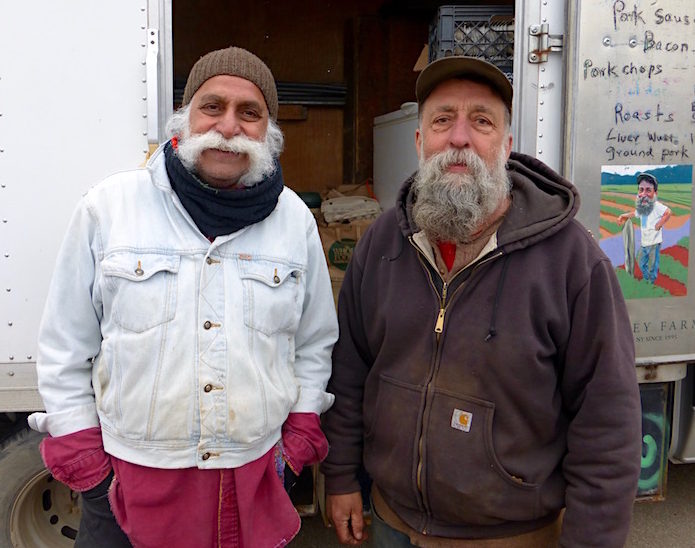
[599, 164, 691, 299]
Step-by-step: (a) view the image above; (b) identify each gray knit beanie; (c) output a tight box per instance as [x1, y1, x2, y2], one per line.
[182, 47, 278, 120]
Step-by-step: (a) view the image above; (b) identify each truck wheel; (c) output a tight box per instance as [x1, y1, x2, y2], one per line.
[0, 427, 79, 547]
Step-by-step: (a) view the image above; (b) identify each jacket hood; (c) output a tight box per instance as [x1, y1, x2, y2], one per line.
[395, 151, 579, 253]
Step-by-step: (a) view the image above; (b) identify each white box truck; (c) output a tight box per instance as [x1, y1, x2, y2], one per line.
[0, 2, 172, 544]
[2, 0, 695, 545]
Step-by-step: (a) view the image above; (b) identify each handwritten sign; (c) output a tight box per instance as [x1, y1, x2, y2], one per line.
[569, 0, 695, 361]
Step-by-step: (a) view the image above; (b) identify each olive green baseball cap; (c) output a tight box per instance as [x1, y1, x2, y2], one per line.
[416, 56, 513, 112]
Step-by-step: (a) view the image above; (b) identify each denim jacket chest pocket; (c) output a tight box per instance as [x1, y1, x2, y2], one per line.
[101, 252, 180, 333]
[237, 257, 304, 336]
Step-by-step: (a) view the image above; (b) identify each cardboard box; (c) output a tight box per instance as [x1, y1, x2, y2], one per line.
[318, 219, 375, 306]
[317, 183, 379, 306]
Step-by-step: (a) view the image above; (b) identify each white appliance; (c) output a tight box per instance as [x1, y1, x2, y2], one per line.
[372, 102, 419, 210]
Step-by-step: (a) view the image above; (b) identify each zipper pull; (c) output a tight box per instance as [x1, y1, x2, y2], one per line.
[435, 308, 445, 333]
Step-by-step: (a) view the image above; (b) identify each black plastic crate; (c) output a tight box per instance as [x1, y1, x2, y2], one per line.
[429, 5, 514, 71]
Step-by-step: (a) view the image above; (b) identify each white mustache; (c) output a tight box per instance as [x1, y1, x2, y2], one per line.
[426, 148, 482, 174]
[177, 131, 265, 165]
[176, 130, 275, 187]
[165, 104, 285, 187]
[181, 131, 264, 155]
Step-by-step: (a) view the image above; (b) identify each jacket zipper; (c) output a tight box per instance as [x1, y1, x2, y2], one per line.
[434, 284, 447, 334]
[408, 237, 504, 533]
[409, 236, 503, 336]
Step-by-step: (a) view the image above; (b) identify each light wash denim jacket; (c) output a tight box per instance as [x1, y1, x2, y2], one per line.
[29, 145, 338, 469]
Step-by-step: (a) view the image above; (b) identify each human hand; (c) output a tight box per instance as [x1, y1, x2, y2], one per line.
[326, 492, 368, 545]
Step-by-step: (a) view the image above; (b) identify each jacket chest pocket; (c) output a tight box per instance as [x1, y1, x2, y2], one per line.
[238, 257, 303, 336]
[101, 253, 180, 333]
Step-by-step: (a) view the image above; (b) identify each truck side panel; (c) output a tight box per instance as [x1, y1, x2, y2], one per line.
[0, 2, 162, 410]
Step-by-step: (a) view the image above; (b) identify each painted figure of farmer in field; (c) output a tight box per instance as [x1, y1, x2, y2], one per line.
[618, 173, 672, 284]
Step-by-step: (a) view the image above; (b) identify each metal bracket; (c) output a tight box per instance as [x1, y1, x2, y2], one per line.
[528, 23, 563, 63]
[145, 28, 159, 144]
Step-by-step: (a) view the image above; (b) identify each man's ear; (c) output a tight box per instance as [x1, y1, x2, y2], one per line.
[415, 128, 422, 161]
[505, 133, 513, 160]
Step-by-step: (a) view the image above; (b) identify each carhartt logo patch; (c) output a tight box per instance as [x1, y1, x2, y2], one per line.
[451, 409, 473, 432]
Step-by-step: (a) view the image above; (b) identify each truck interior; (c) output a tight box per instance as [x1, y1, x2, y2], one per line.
[171, 0, 514, 195]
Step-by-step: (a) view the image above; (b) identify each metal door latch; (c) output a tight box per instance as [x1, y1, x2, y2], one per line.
[528, 23, 563, 63]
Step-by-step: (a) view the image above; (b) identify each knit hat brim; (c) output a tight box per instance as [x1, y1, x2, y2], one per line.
[182, 47, 279, 120]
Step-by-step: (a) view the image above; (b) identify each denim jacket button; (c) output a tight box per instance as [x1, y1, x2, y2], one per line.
[204, 384, 213, 393]
[201, 452, 210, 461]
[203, 320, 212, 330]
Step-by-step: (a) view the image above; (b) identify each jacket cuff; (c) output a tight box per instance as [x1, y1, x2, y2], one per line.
[281, 412, 329, 475]
[39, 427, 112, 492]
[28, 402, 99, 437]
[321, 472, 362, 495]
[291, 387, 335, 415]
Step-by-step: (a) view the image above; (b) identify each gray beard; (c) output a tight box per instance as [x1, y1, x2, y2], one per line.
[412, 147, 511, 243]
[635, 195, 655, 216]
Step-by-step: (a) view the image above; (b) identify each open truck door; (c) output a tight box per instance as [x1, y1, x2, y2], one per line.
[515, 0, 695, 499]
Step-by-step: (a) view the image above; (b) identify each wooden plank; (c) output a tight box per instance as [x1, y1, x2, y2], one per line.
[278, 104, 308, 121]
[173, 0, 354, 83]
[279, 107, 343, 192]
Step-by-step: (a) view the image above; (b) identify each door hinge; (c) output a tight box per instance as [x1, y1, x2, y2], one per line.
[528, 23, 563, 63]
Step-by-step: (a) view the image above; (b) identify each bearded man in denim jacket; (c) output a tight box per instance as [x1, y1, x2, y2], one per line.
[28, 46, 338, 548]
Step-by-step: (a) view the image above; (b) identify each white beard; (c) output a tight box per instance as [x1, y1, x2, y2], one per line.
[412, 145, 510, 243]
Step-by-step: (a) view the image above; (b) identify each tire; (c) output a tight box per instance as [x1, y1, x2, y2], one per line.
[0, 427, 79, 547]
